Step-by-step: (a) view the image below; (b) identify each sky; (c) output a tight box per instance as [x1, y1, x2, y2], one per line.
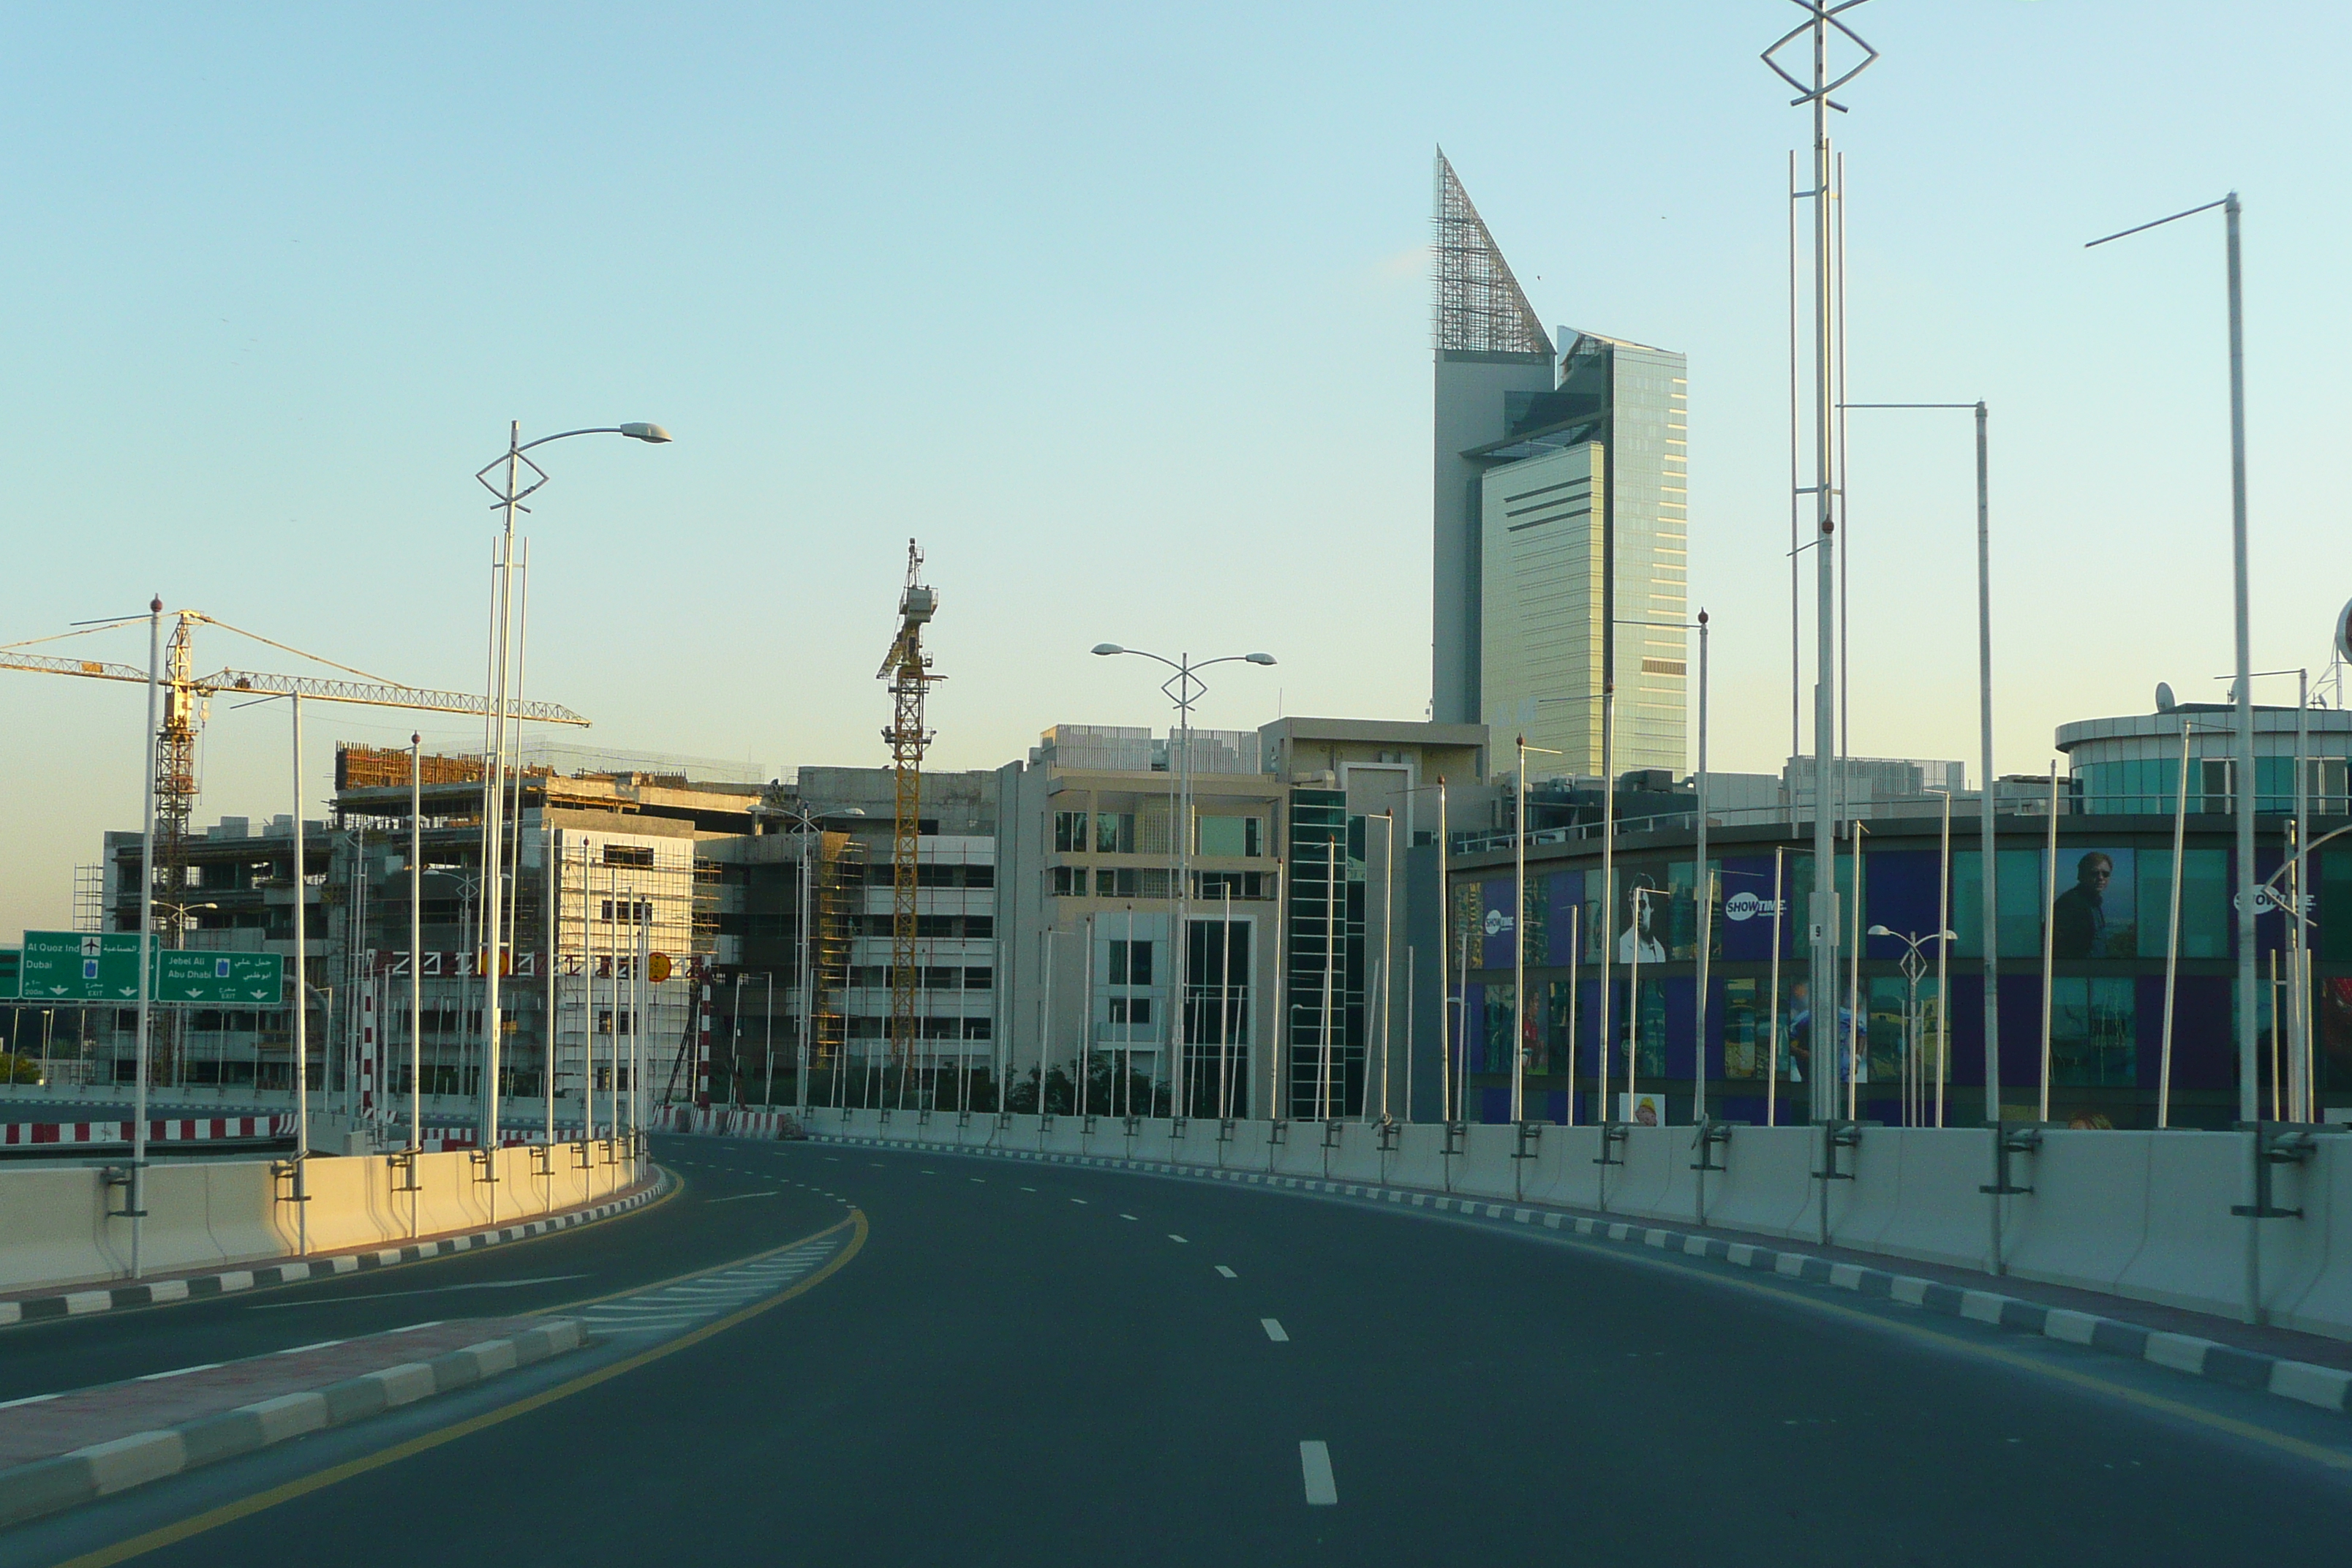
[3, 1, 2348, 938]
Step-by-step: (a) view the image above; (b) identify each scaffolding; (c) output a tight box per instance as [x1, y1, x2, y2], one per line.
[807, 832, 864, 1070]
[1433, 148, 1552, 358]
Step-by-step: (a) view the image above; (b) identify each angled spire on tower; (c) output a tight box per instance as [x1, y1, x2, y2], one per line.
[1433, 148, 1552, 358]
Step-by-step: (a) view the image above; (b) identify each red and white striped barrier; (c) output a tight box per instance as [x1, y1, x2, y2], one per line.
[655, 1107, 803, 1140]
[0, 1115, 295, 1147]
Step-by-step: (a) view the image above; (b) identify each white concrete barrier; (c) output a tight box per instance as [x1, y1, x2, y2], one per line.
[0, 1142, 647, 1295]
[779, 1108, 2352, 1343]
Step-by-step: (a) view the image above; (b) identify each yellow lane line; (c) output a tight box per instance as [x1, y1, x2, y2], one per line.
[50, 1207, 868, 1568]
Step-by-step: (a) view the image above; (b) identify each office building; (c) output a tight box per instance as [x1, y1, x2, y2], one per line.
[1431, 150, 1688, 778]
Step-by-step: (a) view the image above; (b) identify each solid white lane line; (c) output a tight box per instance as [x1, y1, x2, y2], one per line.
[135, 1362, 226, 1381]
[705, 1191, 779, 1203]
[1299, 1441, 1338, 1506]
[1215, 1266, 1237, 1279]
[1262, 1319, 1289, 1343]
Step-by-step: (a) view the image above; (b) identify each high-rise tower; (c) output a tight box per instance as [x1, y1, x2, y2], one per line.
[1430, 151, 1687, 779]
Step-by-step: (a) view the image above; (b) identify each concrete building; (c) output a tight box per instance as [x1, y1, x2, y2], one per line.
[994, 717, 1493, 1120]
[1431, 151, 1688, 778]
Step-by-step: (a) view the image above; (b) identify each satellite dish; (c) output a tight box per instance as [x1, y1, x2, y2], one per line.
[2336, 598, 2352, 666]
[2155, 682, 2177, 713]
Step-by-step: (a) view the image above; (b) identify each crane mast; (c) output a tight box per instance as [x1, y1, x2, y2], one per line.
[1, 610, 592, 1085]
[876, 542, 938, 1102]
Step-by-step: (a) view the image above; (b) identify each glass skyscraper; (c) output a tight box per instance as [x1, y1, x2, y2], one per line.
[1431, 151, 1688, 779]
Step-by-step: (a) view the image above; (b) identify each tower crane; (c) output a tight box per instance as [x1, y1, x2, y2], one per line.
[876, 543, 939, 1102]
[1, 608, 590, 1081]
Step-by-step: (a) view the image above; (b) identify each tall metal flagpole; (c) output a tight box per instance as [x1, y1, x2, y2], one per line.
[1765, 0, 1875, 1125]
[1694, 612, 1711, 1123]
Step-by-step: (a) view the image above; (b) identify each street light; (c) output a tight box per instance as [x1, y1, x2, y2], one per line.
[1512, 736, 1562, 1126]
[2087, 195, 2256, 1123]
[1868, 925, 1956, 1128]
[472, 421, 671, 1158]
[1090, 644, 1275, 1119]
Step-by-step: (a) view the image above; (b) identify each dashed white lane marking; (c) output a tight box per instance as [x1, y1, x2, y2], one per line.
[706, 1191, 779, 1203]
[1020, 1186, 1038, 1192]
[1120, 1213, 1139, 1221]
[1167, 1235, 1188, 1245]
[969, 1177, 986, 1183]
[1261, 1319, 1289, 1343]
[1299, 1441, 1338, 1506]
[1071, 1199, 1089, 1205]
[1215, 1266, 1237, 1279]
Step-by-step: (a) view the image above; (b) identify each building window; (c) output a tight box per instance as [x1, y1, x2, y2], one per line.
[964, 966, 993, 990]
[965, 916, 992, 938]
[923, 966, 962, 990]
[1096, 868, 1139, 899]
[1196, 870, 1267, 900]
[1052, 866, 1084, 897]
[2051, 976, 2135, 1088]
[963, 1017, 993, 1039]
[1108, 996, 1153, 1027]
[1054, 811, 1088, 853]
[1096, 813, 1137, 853]
[603, 845, 655, 868]
[1107, 939, 1153, 987]
[1196, 815, 1263, 859]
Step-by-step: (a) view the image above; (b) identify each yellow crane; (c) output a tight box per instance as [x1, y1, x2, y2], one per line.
[1, 608, 590, 1080]
[875, 543, 938, 1102]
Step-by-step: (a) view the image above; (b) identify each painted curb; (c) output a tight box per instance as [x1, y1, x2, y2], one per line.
[0, 1169, 671, 1330]
[0, 1319, 588, 1529]
[771, 1129, 2352, 1422]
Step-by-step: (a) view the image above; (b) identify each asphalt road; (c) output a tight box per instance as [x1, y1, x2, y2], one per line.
[12, 1133, 2351, 1566]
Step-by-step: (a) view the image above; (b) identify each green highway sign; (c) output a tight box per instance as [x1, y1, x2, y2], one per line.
[20, 932, 141, 1001]
[16, 934, 285, 1005]
[0, 949, 18, 1000]
[154, 950, 284, 1004]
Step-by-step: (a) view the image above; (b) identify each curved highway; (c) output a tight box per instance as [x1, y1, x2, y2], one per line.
[10, 1133, 2349, 1565]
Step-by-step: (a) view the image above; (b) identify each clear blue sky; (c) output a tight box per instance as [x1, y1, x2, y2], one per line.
[4, 1, 2348, 936]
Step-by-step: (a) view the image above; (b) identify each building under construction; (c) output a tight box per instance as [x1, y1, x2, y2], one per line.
[83, 745, 998, 1115]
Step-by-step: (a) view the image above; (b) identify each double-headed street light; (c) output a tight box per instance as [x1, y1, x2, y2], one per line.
[472, 421, 670, 1158]
[1868, 924, 1955, 1127]
[1090, 645, 1275, 1119]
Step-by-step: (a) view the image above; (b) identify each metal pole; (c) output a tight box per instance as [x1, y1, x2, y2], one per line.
[1847, 825, 1864, 1120]
[1436, 781, 1450, 1126]
[2225, 195, 2257, 1126]
[1807, 26, 1841, 1129]
[1936, 787, 1950, 1128]
[543, 822, 556, 1145]
[1403, 943, 1415, 1126]
[1218, 883, 1234, 1119]
[1599, 687, 1617, 1120]
[798, 822, 814, 1115]
[131, 598, 162, 1278]
[480, 424, 521, 1156]
[1381, 810, 1395, 1122]
[1565, 906, 1578, 1127]
[763, 973, 776, 1108]
[410, 735, 423, 1154]
[1768, 845, 1784, 1127]
[290, 691, 308, 1256]
[1042, 927, 1058, 1116]
[1627, 890, 1644, 1120]
[2161, 721, 2195, 1128]
[1975, 401, 1999, 1126]
[2039, 764, 2059, 1123]
[1319, 845, 1335, 1120]
[1514, 739, 1527, 1126]
[2293, 670, 2309, 1120]
[1695, 612, 1711, 1124]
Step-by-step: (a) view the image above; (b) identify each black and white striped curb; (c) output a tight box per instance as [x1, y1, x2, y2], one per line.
[796, 1132, 2352, 1421]
[0, 1318, 588, 1529]
[0, 1170, 671, 1330]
